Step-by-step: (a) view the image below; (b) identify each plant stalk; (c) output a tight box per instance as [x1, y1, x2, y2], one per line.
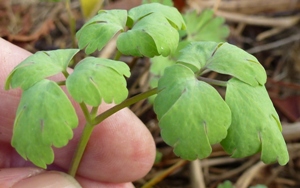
[114, 49, 122, 60]
[68, 88, 158, 177]
[93, 87, 158, 125]
[65, 0, 76, 49]
[68, 122, 94, 177]
[198, 77, 227, 87]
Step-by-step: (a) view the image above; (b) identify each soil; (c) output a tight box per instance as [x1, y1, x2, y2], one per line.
[1, 0, 300, 187]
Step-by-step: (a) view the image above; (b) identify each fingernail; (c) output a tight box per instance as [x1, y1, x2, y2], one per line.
[13, 171, 82, 188]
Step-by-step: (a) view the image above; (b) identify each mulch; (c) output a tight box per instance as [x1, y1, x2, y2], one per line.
[1, 0, 300, 187]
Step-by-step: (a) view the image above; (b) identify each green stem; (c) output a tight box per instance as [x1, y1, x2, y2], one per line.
[199, 77, 227, 87]
[65, 0, 76, 49]
[90, 106, 99, 119]
[62, 69, 70, 78]
[68, 88, 157, 177]
[79, 102, 92, 123]
[93, 87, 158, 125]
[56, 80, 66, 86]
[68, 102, 93, 177]
[68, 122, 94, 177]
[114, 49, 122, 61]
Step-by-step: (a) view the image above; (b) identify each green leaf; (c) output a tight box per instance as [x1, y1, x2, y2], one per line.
[250, 185, 267, 188]
[117, 12, 180, 57]
[76, 9, 127, 55]
[177, 41, 219, 72]
[150, 55, 176, 79]
[221, 78, 289, 165]
[5, 49, 79, 90]
[148, 55, 176, 103]
[66, 57, 130, 106]
[217, 180, 234, 188]
[142, 0, 173, 6]
[184, 9, 229, 42]
[126, 3, 185, 30]
[177, 42, 267, 86]
[206, 42, 266, 86]
[12, 79, 78, 168]
[154, 64, 231, 160]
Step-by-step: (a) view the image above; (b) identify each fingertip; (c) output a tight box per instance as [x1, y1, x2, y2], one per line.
[11, 170, 81, 188]
[76, 176, 135, 188]
[0, 167, 44, 187]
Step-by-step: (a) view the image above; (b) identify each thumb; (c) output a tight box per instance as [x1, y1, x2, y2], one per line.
[0, 167, 81, 188]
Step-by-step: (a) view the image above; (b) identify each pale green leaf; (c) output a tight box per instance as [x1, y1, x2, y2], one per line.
[206, 42, 266, 86]
[217, 181, 234, 188]
[221, 78, 289, 165]
[5, 49, 79, 90]
[126, 3, 185, 30]
[148, 55, 176, 103]
[177, 41, 219, 72]
[142, 0, 173, 6]
[250, 185, 267, 188]
[149, 55, 175, 96]
[150, 55, 176, 78]
[177, 42, 267, 86]
[117, 12, 179, 57]
[184, 9, 229, 42]
[12, 79, 78, 168]
[76, 9, 127, 54]
[66, 57, 130, 106]
[154, 64, 231, 160]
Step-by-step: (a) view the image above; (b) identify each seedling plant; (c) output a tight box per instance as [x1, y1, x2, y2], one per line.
[4, 2, 289, 178]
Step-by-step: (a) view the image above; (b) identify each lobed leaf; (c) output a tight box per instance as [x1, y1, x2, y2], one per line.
[12, 79, 78, 168]
[154, 64, 231, 160]
[206, 42, 267, 86]
[150, 56, 176, 77]
[177, 42, 267, 86]
[177, 41, 219, 72]
[148, 55, 176, 103]
[5, 49, 79, 90]
[217, 181, 234, 188]
[221, 78, 289, 165]
[76, 9, 127, 54]
[126, 3, 185, 30]
[184, 9, 229, 42]
[66, 57, 130, 106]
[117, 12, 179, 57]
[142, 0, 173, 6]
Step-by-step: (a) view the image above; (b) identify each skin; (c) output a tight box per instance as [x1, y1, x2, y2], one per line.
[0, 38, 156, 188]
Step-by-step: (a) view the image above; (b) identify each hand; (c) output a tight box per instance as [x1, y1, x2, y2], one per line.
[0, 38, 156, 188]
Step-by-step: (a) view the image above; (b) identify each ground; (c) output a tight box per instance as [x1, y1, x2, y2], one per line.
[1, 0, 300, 187]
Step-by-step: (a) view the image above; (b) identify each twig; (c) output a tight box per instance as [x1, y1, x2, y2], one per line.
[99, 37, 117, 58]
[235, 161, 266, 188]
[142, 160, 189, 188]
[190, 160, 206, 188]
[187, 0, 300, 14]
[215, 10, 300, 28]
[282, 122, 300, 141]
[256, 27, 286, 41]
[213, 0, 221, 12]
[210, 156, 259, 180]
[247, 33, 300, 54]
[201, 157, 244, 167]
